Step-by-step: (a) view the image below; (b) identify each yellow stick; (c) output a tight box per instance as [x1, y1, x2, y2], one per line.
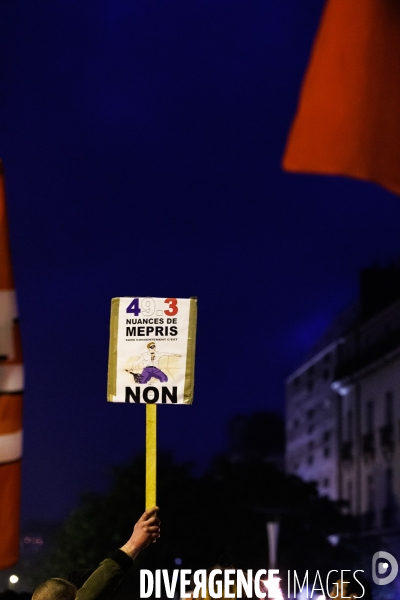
[146, 404, 157, 509]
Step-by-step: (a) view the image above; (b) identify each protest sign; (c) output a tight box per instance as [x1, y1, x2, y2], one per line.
[108, 296, 197, 404]
[107, 296, 197, 509]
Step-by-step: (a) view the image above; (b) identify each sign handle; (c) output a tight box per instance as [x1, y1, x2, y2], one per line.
[146, 403, 157, 510]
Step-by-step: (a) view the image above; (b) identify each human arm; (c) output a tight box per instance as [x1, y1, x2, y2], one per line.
[76, 507, 160, 600]
[120, 506, 160, 559]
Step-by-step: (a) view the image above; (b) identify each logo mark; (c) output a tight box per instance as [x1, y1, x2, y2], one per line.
[372, 551, 398, 585]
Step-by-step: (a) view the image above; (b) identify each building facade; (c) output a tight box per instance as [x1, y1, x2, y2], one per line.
[333, 296, 400, 532]
[286, 270, 400, 536]
[286, 340, 341, 501]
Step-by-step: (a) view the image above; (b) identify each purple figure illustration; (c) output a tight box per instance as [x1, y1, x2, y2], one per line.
[127, 342, 181, 384]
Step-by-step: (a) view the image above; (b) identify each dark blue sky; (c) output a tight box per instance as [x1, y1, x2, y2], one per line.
[2, 0, 400, 523]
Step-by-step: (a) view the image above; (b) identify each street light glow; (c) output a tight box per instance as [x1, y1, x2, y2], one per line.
[9, 575, 19, 584]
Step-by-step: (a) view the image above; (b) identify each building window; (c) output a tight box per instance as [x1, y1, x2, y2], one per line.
[385, 468, 395, 508]
[307, 456, 314, 465]
[323, 430, 331, 458]
[293, 418, 299, 429]
[347, 480, 353, 511]
[367, 474, 375, 512]
[323, 430, 331, 442]
[324, 353, 331, 363]
[323, 368, 330, 380]
[308, 425, 314, 434]
[293, 377, 300, 389]
[385, 392, 394, 426]
[347, 410, 353, 440]
[323, 478, 330, 488]
[366, 400, 374, 435]
[308, 441, 314, 451]
[307, 409, 314, 420]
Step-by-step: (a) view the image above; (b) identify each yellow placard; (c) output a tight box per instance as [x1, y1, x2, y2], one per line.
[146, 404, 157, 509]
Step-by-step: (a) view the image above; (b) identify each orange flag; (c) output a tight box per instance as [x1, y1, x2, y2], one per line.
[0, 161, 23, 569]
[282, 0, 400, 196]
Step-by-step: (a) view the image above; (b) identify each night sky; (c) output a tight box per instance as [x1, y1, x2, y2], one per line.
[2, 0, 400, 524]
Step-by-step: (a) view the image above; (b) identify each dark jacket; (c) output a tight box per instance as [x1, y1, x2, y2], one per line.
[75, 550, 134, 600]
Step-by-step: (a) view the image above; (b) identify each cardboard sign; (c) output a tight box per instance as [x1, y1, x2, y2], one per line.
[107, 297, 197, 404]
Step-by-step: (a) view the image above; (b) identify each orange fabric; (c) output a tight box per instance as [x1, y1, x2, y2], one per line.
[0, 162, 22, 568]
[282, 0, 400, 196]
[0, 461, 21, 569]
[0, 395, 23, 435]
[4, 321, 23, 365]
[0, 161, 14, 289]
